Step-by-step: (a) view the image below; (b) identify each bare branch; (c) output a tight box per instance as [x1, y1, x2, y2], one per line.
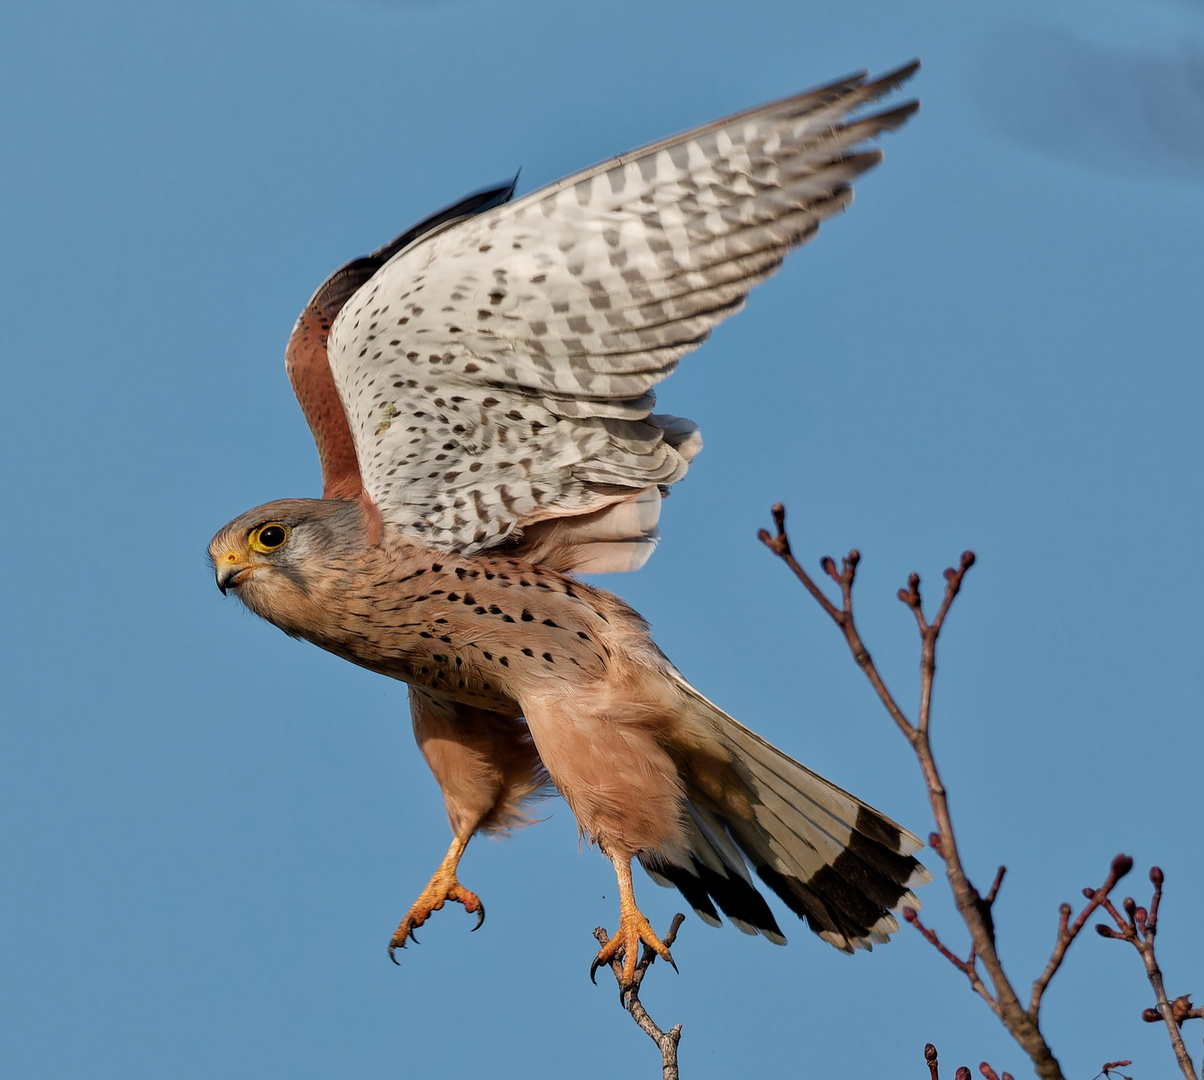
[1094, 867, 1199, 1080]
[760, 505, 1203, 1079]
[757, 505, 915, 739]
[760, 506, 1067, 1079]
[985, 866, 1006, 906]
[904, 907, 994, 1008]
[593, 914, 686, 1079]
[1030, 855, 1133, 1018]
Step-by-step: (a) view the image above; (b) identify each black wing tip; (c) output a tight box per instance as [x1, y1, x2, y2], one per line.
[880, 58, 922, 84]
[858, 62, 921, 122]
[366, 176, 522, 266]
[806, 58, 920, 103]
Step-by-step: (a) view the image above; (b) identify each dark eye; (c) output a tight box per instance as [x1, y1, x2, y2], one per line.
[256, 525, 287, 549]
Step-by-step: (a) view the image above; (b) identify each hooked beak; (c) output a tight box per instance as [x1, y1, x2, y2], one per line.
[215, 563, 254, 595]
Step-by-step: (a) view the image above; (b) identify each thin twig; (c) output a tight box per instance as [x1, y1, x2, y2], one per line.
[759, 505, 1066, 1080]
[1030, 855, 1133, 1019]
[1096, 868, 1199, 1080]
[593, 914, 686, 1080]
[757, 504, 914, 739]
[904, 907, 994, 1008]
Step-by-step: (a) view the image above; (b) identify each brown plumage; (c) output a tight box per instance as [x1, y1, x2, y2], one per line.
[209, 65, 929, 985]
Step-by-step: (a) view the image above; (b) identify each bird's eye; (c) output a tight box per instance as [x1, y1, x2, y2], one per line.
[250, 524, 288, 552]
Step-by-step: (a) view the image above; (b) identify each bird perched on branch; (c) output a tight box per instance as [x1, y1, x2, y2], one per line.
[210, 62, 929, 987]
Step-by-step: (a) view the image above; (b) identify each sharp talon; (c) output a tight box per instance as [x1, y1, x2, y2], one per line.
[391, 856, 481, 954]
[591, 901, 675, 989]
[388, 944, 401, 965]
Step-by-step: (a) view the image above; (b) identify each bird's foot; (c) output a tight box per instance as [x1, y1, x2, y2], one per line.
[388, 869, 484, 962]
[590, 907, 677, 988]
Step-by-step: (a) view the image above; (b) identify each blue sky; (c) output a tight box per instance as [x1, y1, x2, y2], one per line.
[2, 1, 1203, 1077]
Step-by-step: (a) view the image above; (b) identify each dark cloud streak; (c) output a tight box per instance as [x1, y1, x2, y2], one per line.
[975, 26, 1204, 179]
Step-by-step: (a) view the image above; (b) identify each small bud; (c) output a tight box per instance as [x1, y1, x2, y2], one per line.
[929, 832, 942, 855]
[820, 556, 837, 577]
[909, 572, 920, 590]
[1059, 903, 1072, 918]
[1142, 1008, 1162, 1023]
[925, 1044, 938, 1063]
[961, 551, 976, 568]
[1123, 896, 1136, 918]
[1112, 854, 1134, 877]
[1082, 887, 1096, 899]
[904, 906, 919, 923]
[1096, 923, 1118, 938]
[1172, 995, 1195, 1023]
[979, 1062, 1000, 1080]
[1134, 907, 1147, 928]
[956, 1068, 972, 1080]
[847, 549, 861, 567]
[1150, 866, 1164, 886]
[1002, 1074, 1013, 1080]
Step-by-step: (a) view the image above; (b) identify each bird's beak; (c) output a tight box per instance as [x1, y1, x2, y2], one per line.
[214, 555, 253, 595]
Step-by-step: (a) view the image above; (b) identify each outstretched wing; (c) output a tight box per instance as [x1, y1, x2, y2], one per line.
[325, 63, 919, 569]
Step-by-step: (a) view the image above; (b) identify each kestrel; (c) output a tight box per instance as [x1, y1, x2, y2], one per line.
[210, 63, 929, 986]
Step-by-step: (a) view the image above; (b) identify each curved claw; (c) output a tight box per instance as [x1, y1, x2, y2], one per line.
[591, 911, 677, 988]
[389, 926, 419, 962]
[388, 875, 482, 964]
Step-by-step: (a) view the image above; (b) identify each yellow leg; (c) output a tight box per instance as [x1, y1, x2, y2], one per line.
[389, 835, 484, 962]
[590, 857, 677, 987]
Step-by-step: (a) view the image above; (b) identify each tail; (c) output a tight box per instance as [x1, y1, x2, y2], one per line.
[640, 675, 931, 951]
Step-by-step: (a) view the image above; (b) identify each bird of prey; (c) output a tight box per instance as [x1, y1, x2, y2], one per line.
[210, 62, 929, 986]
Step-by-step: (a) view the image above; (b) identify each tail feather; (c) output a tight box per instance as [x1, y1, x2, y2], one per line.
[650, 672, 931, 951]
[641, 805, 787, 943]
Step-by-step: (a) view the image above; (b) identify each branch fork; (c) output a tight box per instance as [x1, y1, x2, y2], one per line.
[592, 913, 686, 1080]
[759, 505, 1057, 1078]
[1095, 867, 1199, 1080]
[760, 504, 1198, 1080]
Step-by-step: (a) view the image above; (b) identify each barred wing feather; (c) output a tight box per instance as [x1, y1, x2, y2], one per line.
[326, 63, 919, 567]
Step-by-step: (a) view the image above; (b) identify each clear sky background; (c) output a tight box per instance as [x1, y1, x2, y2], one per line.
[2, 1, 1203, 1077]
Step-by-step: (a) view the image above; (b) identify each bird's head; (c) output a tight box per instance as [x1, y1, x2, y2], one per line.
[208, 498, 365, 633]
